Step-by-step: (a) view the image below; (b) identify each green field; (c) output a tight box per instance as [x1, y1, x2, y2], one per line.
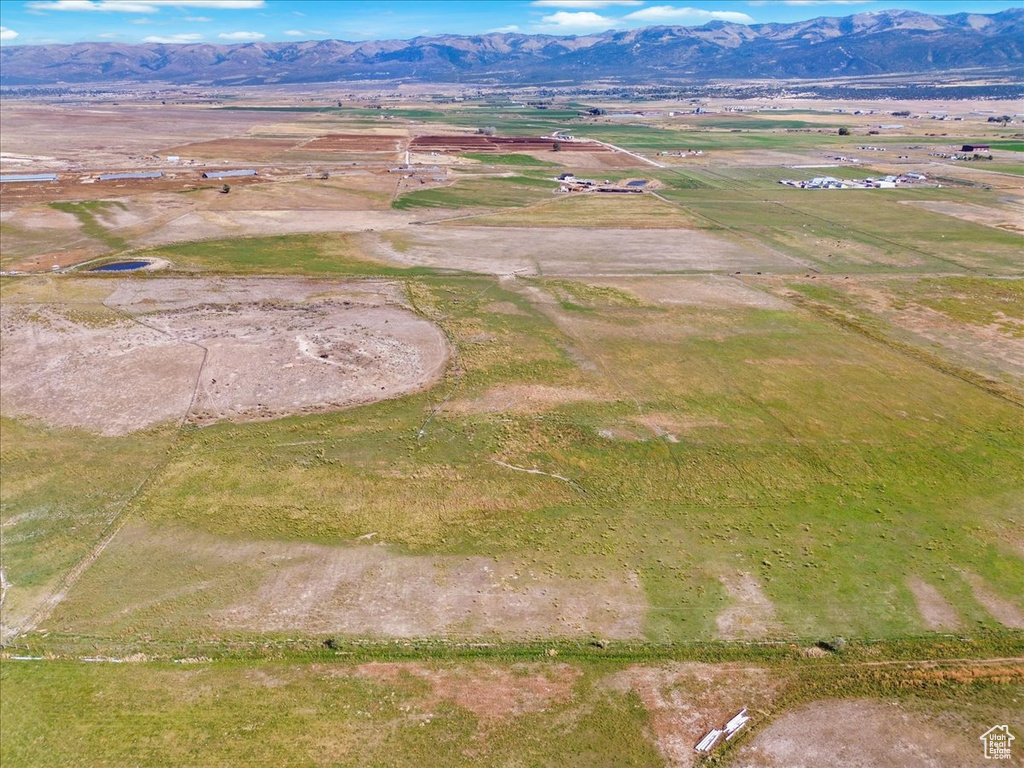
[3, 95, 1023, 767]
[460, 152, 558, 167]
[393, 175, 559, 210]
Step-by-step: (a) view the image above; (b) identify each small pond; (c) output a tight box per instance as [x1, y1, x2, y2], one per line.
[90, 260, 149, 272]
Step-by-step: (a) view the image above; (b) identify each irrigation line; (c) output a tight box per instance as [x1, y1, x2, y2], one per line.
[788, 293, 1024, 410]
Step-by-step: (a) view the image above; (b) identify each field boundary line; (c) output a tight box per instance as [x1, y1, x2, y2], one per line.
[781, 290, 1024, 409]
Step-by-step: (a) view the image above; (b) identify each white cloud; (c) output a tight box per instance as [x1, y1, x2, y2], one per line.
[625, 5, 755, 23]
[532, 0, 640, 7]
[488, 24, 521, 33]
[128, 17, 152, 23]
[282, 28, 329, 37]
[0, 26, 20, 40]
[536, 11, 618, 31]
[26, 1, 157, 11]
[218, 30, 265, 40]
[183, 16, 211, 22]
[25, 0, 264, 11]
[144, 33, 203, 42]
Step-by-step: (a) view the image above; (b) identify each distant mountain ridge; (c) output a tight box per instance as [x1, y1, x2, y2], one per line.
[2, 8, 1022, 86]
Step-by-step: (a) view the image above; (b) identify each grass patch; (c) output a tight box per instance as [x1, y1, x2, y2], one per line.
[448, 193, 700, 229]
[900, 277, 1024, 335]
[460, 152, 557, 167]
[132, 234, 446, 276]
[392, 176, 558, 210]
[35, 275, 1024, 644]
[0, 417, 176, 634]
[49, 201, 128, 252]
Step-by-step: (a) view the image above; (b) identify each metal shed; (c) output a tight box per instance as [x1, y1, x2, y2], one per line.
[202, 169, 258, 179]
[98, 171, 164, 181]
[0, 173, 59, 183]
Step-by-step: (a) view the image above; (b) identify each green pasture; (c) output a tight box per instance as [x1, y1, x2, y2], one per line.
[128, 234, 441, 276]
[392, 175, 558, 210]
[2, 655, 1019, 768]
[31, 271, 1024, 644]
[49, 200, 129, 252]
[460, 152, 558, 167]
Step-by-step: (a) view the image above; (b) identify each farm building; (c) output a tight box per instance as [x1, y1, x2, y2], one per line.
[961, 144, 990, 152]
[0, 173, 58, 183]
[202, 169, 258, 179]
[98, 171, 163, 181]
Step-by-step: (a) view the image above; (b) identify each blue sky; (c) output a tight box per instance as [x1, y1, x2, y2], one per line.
[0, 0, 1020, 46]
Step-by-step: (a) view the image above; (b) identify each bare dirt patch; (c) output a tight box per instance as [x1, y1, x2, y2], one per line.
[907, 576, 962, 630]
[303, 134, 403, 153]
[605, 663, 783, 768]
[631, 412, 724, 441]
[137, 208, 419, 248]
[901, 198, 1024, 233]
[961, 570, 1024, 628]
[164, 138, 301, 161]
[0, 303, 203, 436]
[587, 276, 790, 309]
[445, 384, 611, 415]
[216, 543, 644, 639]
[365, 226, 801, 276]
[731, 699, 974, 768]
[348, 662, 580, 724]
[715, 571, 782, 640]
[481, 299, 528, 316]
[1, 278, 448, 435]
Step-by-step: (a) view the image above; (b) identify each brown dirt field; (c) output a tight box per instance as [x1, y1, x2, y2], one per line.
[366, 226, 803, 276]
[731, 699, 977, 767]
[907, 576, 962, 630]
[136, 209, 419, 249]
[303, 134, 404, 152]
[0, 303, 204, 436]
[216, 543, 644, 639]
[0, 103, 292, 167]
[49, 522, 642, 640]
[902, 198, 1024, 233]
[445, 384, 612, 415]
[716, 572, 783, 640]
[961, 571, 1024, 629]
[1, 277, 448, 435]
[347, 662, 580, 724]
[605, 663, 783, 768]
[586, 276, 791, 309]
[566, 151, 651, 170]
[163, 138, 302, 161]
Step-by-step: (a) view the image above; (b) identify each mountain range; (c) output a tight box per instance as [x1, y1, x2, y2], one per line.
[1, 9, 1022, 87]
